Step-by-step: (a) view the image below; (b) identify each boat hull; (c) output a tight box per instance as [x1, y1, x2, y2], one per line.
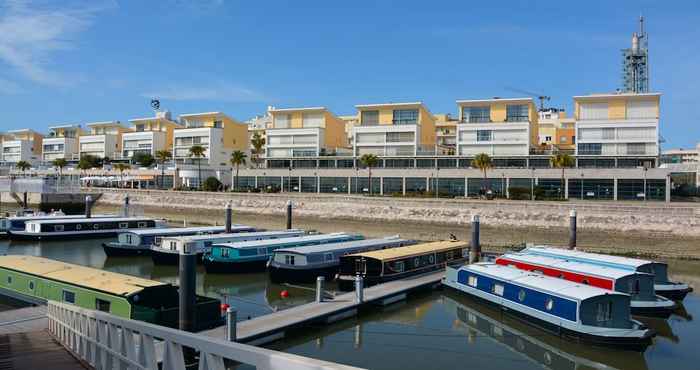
[654, 283, 693, 301]
[268, 264, 338, 284]
[102, 242, 152, 257]
[337, 261, 465, 291]
[9, 230, 120, 240]
[151, 250, 203, 265]
[203, 258, 268, 273]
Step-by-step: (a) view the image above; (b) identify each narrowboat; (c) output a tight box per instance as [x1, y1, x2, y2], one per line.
[522, 246, 693, 300]
[1, 213, 114, 233]
[443, 263, 655, 350]
[102, 225, 256, 256]
[8, 217, 167, 240]
[151, 229, 306, 265]
[337, 240, 469, 291]
[0, 255, 221, 330]
[496, 253, 677, 317]
[203, 233, 363, 273]
[268, 236, 414, 283]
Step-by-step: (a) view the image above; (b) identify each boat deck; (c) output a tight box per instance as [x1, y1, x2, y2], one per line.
[202, 270, 444, 345]
[0, 330, 87, 370]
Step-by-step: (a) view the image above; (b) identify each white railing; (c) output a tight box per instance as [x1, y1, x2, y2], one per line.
[47, 301, 364, 370]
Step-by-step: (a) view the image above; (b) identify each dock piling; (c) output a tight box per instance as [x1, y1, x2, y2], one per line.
[355, 275, 364, 303]
[316, 276, 325, 303]
[226, 307, 237, 342]
[286, 200, 293, 229]
[569, 209, 577, 250]
[84, 195, 92, 218]
[225, 201, 232, 233]
[123, 195, 130, 217]
[469, 214, 480, 264]
[178, 245, 197, 332]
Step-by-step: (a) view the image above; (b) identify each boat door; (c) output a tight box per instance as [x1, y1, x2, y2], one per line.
[356, 257, 367, 276]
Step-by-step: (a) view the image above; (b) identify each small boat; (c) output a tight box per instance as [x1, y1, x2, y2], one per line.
[203, 233, 363, 274]
[9, 216, 167, 240]
[496, 253, 677, 317]
[151, 230, 306, 265]
[522, 246, 693, 301]
[1, 212, 113, 233]
[102, 225, 256, 257]
[443, 263, 655, 350]
[337, 240, 469, 291]
[268, 236, 414, 283]
[0, 255, 221, 330]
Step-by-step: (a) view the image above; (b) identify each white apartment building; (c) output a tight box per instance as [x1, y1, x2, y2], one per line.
[456, 98, 539, 157]
[661, 143, 700, 164]
[79, 121, 128, 159]
[1, 129, 43, 163]
[574, 93, 660, 159]
[266, 107, 347, 158]
[42, 125, 83, 161]
[123, 111, 180, 159]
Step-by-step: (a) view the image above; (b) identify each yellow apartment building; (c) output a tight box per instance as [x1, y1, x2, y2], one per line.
[266, 107, 348, 158]
[353, 102, 436, 156]
[125, 111, 182, 159]
[175, 112, 248, 167]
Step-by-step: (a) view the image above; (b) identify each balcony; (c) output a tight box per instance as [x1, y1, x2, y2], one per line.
[391, 119, 418, 125]
[505, 115, 529, 122]
[460, 117, 491, 124]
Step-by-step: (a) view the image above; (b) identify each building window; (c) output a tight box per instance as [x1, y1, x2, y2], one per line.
[596, 301, 613, 322]
[393, 109, 419, 125]
[302, 113, 324, 128]
[506, 105, 529, 122]
[212, 120, 223, 128]
[275, 114, 291, 128]
[560, 136, 567, 143]
[602, 128, 615, 140]
[386, 132, 414, 143]
[96, 299, 111, 312]
[361, 110, 379, 125]
[135, 124, 145, 132]
[476, 130, 492, 142]
[627, 143, 647, 155]
[62, 290, 76, 304]
[572, 135, 575, 144]
[463, 106, 490, 123]
[578, 143, 602, 155]
[545, 136, 552, 142]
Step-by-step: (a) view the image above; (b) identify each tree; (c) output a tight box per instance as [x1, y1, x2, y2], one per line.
[113, 163, 131, 187]
[202, 176, 222, 192]
[78, 155, 100, 172]
[230, 150, 247, 191]
[155, 150, 172, 189]
[188, 145, 206, 189]
[550, 153, 575, 199]
[359, 154, 379, 195]
[15, 161, 31, 172]
[250, 132, 265, 168]
[52, 158, 68, 175]
[132, 152, 155, 167]
[471, 153, 493, 196]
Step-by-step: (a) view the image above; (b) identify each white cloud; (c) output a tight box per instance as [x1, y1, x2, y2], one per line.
[0, 0, 114, 86]
[141, 83, 266, 103]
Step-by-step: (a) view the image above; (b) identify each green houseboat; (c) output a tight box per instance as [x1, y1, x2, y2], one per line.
[0, 255, 221, 330]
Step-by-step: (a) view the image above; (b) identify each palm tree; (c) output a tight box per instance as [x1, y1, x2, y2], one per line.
[471, 153, 493, 196]
[230, 150, 247, 191]
[188, 145, 206, 189]
[550, 153, 575, 199]
[113, 163, 131, 187]
[359, 154, 379, 195]
[155, 150, 172, 189]
[15, 160, 31, 173]
[250, 132, 265, 168]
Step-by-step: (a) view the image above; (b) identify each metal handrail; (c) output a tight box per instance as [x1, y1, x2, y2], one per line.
[47, 300, 364, 370]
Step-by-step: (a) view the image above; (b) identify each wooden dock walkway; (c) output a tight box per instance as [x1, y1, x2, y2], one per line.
[0, 330, 87, 370]
[202, 270, 444, 345]
[0, 306, 47, 335]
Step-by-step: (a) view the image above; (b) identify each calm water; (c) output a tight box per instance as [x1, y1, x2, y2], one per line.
[1, 233, 699, 370]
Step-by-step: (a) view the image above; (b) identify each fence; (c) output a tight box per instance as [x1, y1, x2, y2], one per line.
[47, 301, 364, 370]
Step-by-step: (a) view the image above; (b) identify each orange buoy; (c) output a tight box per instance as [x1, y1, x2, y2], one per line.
[280, 290, 289, 298]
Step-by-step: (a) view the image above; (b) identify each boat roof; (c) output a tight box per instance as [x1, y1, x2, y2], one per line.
[464, 263, 625, 301]
[214, 232, 358, 249]
[165, 229, 304, 243]
[274, 236, 409, 255]
[524, 246, 659, 268]
[498, 253, 647, 280]
[120, 225, 251, 236]
[27, 217, 155, 225]
[0, 255, 166, 297]
[347, 240, 468, 261]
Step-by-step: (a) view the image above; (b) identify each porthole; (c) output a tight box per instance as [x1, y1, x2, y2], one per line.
[518, 289, 526, 302]
[414, 257, 420, 266]
[29, 281, 35, 290]
[6, 276, 12, 284]
[428, 254, 435, 264]
[545, 298, 554, 311]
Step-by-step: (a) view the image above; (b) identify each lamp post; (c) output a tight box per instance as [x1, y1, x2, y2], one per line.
[501, 172, 505, 199]
[435, 166, 440, 199]
[643, 166, 648, 201]
[580, 172, 584, 200]
[531, 167, 535, 200]
[288, 165, 292, 192]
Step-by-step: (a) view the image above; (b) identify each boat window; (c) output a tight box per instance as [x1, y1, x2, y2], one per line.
[285, 255, 295, 265]
[95, 299, 111, 313]
[394, 261, 405, 273]
[119, 222, 129, 229]
[6, 276, 12, 285]
[467, 275, 478, 287]
[54, 225, 64, 232]
[414, 257, 421, 267]
[325, 253, 334, 262]
[221, 248, 230, 258]
[518, 289, 526, 302]
[595, 301, 613, 322]
[629, 279, 640, 294]
[428, 254, 435, 264]
[75, 224, 82, 231]
[582, 279, 589, 285]
[62, 290, 76, 304]
[445, 250, 453, 260]
[93, 224, 100, 230]
[28, 281, 34, 290]
[545, 298, 554, 311]
[462, 248, 469, 258]
[126, 235, 133, 244]
[492, 283, 504, 296]
[138, 222, 147, 228]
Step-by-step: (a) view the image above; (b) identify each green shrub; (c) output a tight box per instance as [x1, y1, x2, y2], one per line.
[202, 177, 222, 192]
[508, 186, 531, 200]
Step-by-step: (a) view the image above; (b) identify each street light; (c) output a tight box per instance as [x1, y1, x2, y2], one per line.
[580, 172, 584, 200]
[531, 167, 535, 200]
[643, 166, 648, 201]
[435, 166, 440, 199]
[288, 165, 292, 193]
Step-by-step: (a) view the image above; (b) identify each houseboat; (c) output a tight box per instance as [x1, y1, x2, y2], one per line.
[1, 213, 114, 233]
[443, 263, 655, 350]
[337, 240, 469, 291]
[151, 230, 306, 265]
[0, 255, 221, 330]
[203, 233, 363, 273]
[496, 253, 677, 317]
[522, 246, 693, 300]
[268, 236, 413, 283]
[9, 216, 167, 240]
[102, 225, 256, 256]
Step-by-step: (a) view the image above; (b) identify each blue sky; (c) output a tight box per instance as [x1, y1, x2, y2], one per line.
[1, 0, 699, 148]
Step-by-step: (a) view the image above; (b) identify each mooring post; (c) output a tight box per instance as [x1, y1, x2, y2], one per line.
[84, 195, 92, 218]
[569, 209, 577, 250]
[225, 201, 232, 233]
[469, 214, 480, 264]
[316, 276, 325, 303]
[355, 274, 364, 303]
[226, 307, 237, 342]
[23, 192, 28, 209]
[123, 194, 130, 217]
[178, 243, 197, 332]
[286, 200, 293, 230]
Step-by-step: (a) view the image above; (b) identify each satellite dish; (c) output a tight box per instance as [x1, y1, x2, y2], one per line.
[150, 98, 160, 111]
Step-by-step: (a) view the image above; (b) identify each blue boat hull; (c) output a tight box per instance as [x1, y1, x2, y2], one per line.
[203, 258, 268, 273]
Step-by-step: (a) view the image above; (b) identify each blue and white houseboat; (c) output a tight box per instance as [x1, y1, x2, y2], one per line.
[522, 246, 693, 300]
[102, 225, 256, 256]
[9, 217, 167, 240]
[268, 236, 413, 283]
[150, 230, 305, 265]
[1, 213, 114, 233]
[203, 233, 363, 273]
[443, 263, 655, 350]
